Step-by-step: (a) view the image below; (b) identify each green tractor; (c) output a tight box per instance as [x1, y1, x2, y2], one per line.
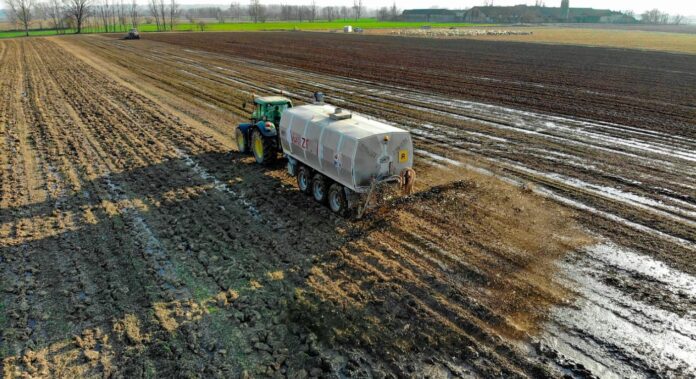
[236, 96, 293, 164]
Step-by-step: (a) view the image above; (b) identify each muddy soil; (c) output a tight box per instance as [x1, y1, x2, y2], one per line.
[145, 31, 696, 138]
[1, 34, 695, 379]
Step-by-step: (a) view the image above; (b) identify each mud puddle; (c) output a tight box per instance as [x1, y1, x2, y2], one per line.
[539, 242, 696, 378]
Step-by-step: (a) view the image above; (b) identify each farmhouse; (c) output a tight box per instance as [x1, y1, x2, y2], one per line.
[402, 9, 466, 23]
[463, 5, 634, 23]
[402, 1, 635, 24]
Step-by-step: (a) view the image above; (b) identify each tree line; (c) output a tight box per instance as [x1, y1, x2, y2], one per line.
[3, 0, 404, 36]
[238, 0, 401, 23]
[639, 9, 686, 25]
[4, 0, 93, 36]
[2, 0, 177, 36]
[4, 0, 690, 37]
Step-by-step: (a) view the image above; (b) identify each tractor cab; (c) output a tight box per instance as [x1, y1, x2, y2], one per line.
[236, 96, 293, 164]
[249, 96, 292, 125]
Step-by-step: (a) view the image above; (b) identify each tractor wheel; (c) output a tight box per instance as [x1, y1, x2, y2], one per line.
[235, 128, 248, 153]
[251, 129, 274, 165]
[328, 183, 348, 216]
[312, 174, 329, 204]
[297, 165, 312, 194]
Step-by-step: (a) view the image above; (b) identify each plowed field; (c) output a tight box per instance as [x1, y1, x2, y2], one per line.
[1, 33, 695, 379]
[147, 32, 696, 137]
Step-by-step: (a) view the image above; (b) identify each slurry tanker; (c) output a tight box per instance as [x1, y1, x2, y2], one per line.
[236, 92, 415, 217]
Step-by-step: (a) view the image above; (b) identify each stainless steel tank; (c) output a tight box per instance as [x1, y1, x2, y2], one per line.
[279, 104, 413, 193]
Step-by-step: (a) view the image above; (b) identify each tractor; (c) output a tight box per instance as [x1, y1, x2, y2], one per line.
[236, 96, 293, 164]
[123, 28, 140, 40]
[235, 92, 415, 217]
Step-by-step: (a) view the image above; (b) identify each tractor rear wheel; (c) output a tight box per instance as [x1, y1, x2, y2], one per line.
[235, 128, 248, 153]
[297, 165, 312, 194]
[312, 174, 329, 204]
[328, 183, 348, 216]
[251, 129, 274, 165]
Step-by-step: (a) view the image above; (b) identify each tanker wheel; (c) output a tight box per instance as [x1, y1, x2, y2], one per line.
[235, 128, 248, 153]
[297, 165, 312, 194]
[251, 129, 274, 165]
[312, 174, 329, 204]
[328, 183, 348, 216]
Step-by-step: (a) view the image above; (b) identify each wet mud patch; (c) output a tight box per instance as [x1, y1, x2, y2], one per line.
[539, 242, 696, 378]
[291, 172, 591, 376]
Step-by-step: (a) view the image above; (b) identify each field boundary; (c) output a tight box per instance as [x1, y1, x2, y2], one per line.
[1, 19, 489, 39]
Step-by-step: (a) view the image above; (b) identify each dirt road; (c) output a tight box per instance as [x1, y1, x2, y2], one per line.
[1, 34, 695, 378]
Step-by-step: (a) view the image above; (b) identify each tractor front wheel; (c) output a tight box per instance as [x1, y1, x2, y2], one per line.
[251, 129, 274, 165]
[235, 128, 248, 153]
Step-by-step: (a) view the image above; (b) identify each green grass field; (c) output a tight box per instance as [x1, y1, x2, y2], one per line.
[0, 28, 69, 38]
[0, 19, 485, 39]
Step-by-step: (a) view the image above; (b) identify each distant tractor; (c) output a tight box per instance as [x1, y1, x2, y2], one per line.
[236, 93, 415, 216]
[123, 28, 140, 40]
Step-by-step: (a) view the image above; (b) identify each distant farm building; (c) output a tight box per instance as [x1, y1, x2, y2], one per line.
[402, 1, 636, 24]
[463, 5, 635, 24]
[402, 9, 466, 23]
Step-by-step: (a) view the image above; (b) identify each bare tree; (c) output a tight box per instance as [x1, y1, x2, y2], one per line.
[248, 0, 257, 22]
[377, 6, 388, 20]
[111, 0, 117, 30]
[158, 0, 166, 30]
[169, 0, 177, 29]
[641, 9, 670, 24]
[280, 3, 290, 20]
[248, 0, 264, 23]
[5, 1, 18, 28]
[322, 6, 335, 22]
[148, 0, 159, 29]
[659, 12, 669, 24]
[64, 0, 90, 33]
[352, 0, 362, 21]
[47, 0, 65, 33]
[35, 1, 48, 29]
[672, 14, 685, 25]
[229, 1, 240, 20]
[97, 0, 114, 32]
[129, 0, 138, 27]
[117, 0, 126, 31]
[96, 0, 106, 31]
[309, 0, 316, 22]
[5, 0, 34, 36]
[389, 2, 398, 21]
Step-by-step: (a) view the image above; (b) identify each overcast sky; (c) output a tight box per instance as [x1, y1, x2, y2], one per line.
[222, 1, 696, 16]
